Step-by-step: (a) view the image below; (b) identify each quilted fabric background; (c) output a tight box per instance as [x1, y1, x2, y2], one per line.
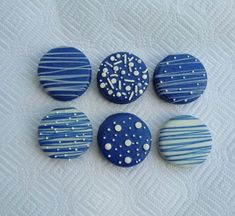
[0, 0, 235, 215]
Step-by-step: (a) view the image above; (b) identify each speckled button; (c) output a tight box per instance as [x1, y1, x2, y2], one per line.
[97, 52, 149, 104]
[38, 107, 93, 159]
[154, 54, 207, 104]
[158, 115, 212, 167]
[97, 113, 152, 167]
[38, 47, 92, 101]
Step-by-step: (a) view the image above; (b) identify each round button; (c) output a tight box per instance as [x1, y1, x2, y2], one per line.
[158, 115, 212, 167]
[154, 54, 207, 104]
[38, 47, 92, 101]
[38, 107, 93, 159]
[97, 113, 152, 167]
[97, 52, 149, 104]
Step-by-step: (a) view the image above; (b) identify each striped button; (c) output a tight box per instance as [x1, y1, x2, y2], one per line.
[154, 54, 207, 104]
[38, 107, 93, 159]
[38, 47, 92, 101]
[158, 115, 212, 167]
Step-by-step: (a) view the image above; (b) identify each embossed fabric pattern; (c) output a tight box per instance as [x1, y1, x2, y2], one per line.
[0, 0, 234, 216]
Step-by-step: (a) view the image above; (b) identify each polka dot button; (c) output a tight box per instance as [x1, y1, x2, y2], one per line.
[154, 54, 207, 104]
[158, 115, 212, 167]
[38, 107, 93, 159]
[97, 52, 149, 104]
[38, 47, 92, 101]
[97, 113, 152, 167]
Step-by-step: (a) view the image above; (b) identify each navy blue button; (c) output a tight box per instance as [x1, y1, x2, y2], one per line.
[154, 54, 207, 104]
[97, 113, 152, 167]
[97, 52, 149, 104]
[38, 47, 92, 101]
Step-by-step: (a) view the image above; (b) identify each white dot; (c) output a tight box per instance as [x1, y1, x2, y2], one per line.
[125, 86, 131, 91]
[101, 73, 106, 77]
[190, 91, 193, 95]
[125, 139, 132, 147]
[100, 83, 106, 88]
[105, 143, 112, 150]
[113, 66, 119, 71]
[115, 124, 122, 132]
[183, 76, 186, 79]
[103, 68, 108, 73]
[110, 56, 115, 61]
[142, 74, 147, 79]
[179, 66, 182, 69]
[124, 157, 132, 164]
[108, 90, 113, 95]
[134, 71, 139, 76]
[116, 92, 121, 97]
[121, 70, 126, 75]
[160, 80, 163, 83]
[143, 143, 150, 151]
[108, 155, 111, 158]
[118, 161, 122, 164]
[135, 122, 142, 129]
[111, 78, 117, 84]
[116, 54, 121, 58]
[139, 89, 143, 94]
[128, 62, 134, 67]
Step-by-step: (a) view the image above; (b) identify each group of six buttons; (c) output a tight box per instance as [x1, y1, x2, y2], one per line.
[37, 47, 212, 168]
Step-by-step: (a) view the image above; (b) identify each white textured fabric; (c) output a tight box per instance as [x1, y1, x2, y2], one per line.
[0, 0, 235, 215]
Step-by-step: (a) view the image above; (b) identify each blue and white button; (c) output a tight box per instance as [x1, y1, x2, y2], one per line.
[154, 54, 207, 104]
[97, 52, 149, 104]
[38, 107, 93, 159]
[97, 113, 152, 167]
[158, 115, 212, 167]
[38, 47, 92, 101]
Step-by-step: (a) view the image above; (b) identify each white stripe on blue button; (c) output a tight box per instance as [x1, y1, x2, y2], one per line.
[154, 54, 207, 104]
[38, 107, 93, 159]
